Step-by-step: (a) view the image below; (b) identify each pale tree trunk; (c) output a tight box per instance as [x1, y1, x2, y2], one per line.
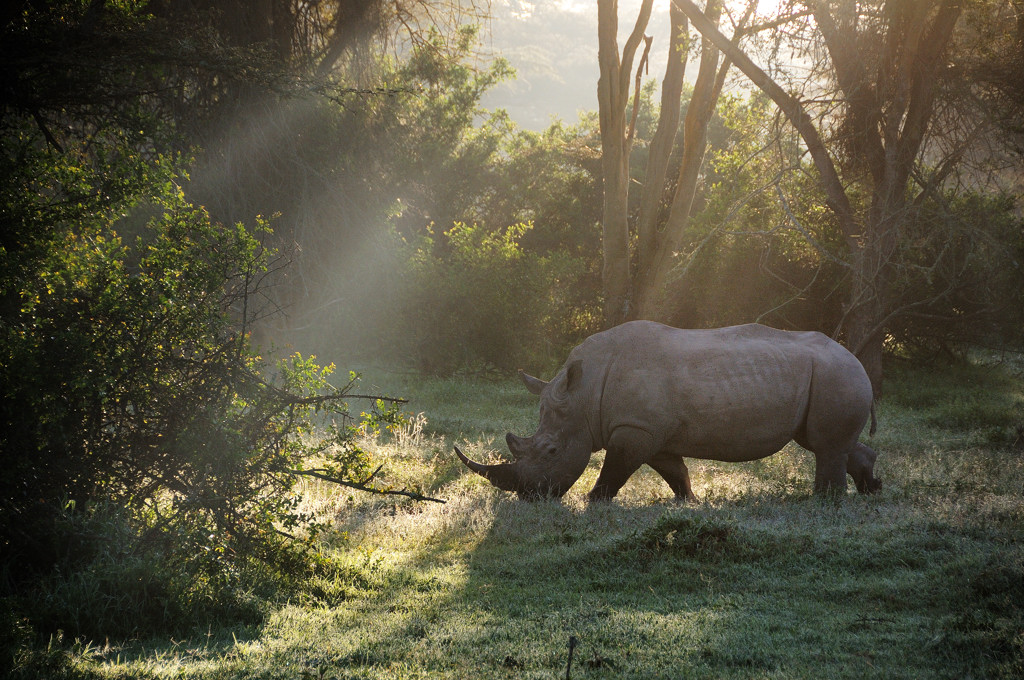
[598, 0, 749, 324]
[675, 0, 962, 397]
[633, 0, 734, 320]
[634, 1, 688, 293]
[597, 0, 653, 326]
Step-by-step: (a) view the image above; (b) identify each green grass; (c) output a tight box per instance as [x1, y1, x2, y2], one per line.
[13, 360, 1024, 679]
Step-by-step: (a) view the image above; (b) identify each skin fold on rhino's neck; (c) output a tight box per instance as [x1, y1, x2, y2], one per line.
[589, 347, 621, 452]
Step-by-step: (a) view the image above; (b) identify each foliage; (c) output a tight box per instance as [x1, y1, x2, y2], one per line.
[885, 191, 1024, 355]
[198, 24, 522, 357]
[250, 25, 608, 371]
[0, 156, 414, 627]
[635, 89, 1024, 358]
[440, 116, 604, 265]
[0, 0, 489, 658]
[638, 91, 843, 333]
[392, 221, 594, 374]
[0, 108, 416, 650]
[12, 504, 271, 643]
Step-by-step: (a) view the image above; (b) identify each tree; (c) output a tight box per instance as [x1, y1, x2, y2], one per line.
[672, 0, 1014, 394]
[152, 1, 497, 352]
[596, 0, 653, 323]
[596, 0, 766, 324]
[0, 2, 446, 638]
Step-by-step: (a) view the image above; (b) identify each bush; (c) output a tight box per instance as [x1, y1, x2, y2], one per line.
[390, 221, 596, 374]
[22, 504, 273, 641]
[885, 192, 1024, 356]
[0, 174, 409, 642]
[0, 0, 440, 655]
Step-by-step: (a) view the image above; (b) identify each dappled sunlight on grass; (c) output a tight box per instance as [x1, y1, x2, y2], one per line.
[56, 362, 1024, 679]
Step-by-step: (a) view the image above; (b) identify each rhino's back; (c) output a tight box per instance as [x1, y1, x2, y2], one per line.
[576, 321, 868, 461]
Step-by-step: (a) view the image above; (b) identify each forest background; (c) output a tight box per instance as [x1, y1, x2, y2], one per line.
[2, 1, 1024, 677]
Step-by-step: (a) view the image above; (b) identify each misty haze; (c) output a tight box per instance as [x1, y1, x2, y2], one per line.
[483, 0, 679, 129]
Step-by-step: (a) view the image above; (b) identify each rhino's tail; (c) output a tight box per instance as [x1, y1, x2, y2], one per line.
[869, 401, 877, 437]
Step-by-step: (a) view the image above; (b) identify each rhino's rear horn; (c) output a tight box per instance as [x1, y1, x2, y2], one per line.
[454, 446, 520, 492]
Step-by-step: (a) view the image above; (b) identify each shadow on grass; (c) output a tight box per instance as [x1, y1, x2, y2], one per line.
[27, 477, 1023, 680]
[262, 400, 1024, 679]
[23, 355, 1024, 679]
[223, 358, 1024, 678]
[284, 476, 1020, 680]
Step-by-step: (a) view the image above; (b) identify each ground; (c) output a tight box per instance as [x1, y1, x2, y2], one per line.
[23, 359, 1024, 679]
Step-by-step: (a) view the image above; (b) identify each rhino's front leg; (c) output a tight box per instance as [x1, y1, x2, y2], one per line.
[648, 451, 698, 502]
[588, 427, 653, 501]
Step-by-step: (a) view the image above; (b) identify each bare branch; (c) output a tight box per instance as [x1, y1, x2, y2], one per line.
[627, 35, 653, 146]
[288, 467, 446, 503]
[673, 0, 861, 249]
[619, 0, 657, 108]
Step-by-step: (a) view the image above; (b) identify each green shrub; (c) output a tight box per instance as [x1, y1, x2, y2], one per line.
[886, 192, 1024, 355]
[0, 174, 409, 642]
[23, 504, 269, 641]
[391, 221, 595, 374]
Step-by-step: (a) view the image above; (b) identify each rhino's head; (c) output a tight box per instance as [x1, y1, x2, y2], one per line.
[455, 360, 592, 499]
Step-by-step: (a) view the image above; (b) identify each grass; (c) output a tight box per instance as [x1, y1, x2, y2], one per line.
[12, 359, 1024, 679]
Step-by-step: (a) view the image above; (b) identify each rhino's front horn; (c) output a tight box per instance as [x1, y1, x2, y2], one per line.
[454, 446, 520, 492]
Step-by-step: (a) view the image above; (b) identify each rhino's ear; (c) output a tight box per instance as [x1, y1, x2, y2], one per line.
[518, 369, 548, 395]
[565, 359, 584, 392]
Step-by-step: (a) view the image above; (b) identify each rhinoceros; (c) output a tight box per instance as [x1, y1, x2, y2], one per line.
[455, 321, 881, 500]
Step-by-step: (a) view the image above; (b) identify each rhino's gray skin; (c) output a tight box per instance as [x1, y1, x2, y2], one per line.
[455, 321, 881, 500]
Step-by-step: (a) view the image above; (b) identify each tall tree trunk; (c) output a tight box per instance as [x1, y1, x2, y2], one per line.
[633, 0, 729, 320]
[599, 144, 632, 325]
[598, 0, 746, 324]
[597, 0, 653, 326]
[846, 241, 891, 398]
[634, 2, 689, 303]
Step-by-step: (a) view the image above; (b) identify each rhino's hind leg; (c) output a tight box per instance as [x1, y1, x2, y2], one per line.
[811, 441, 882, 495]
[812, 448, 849, 495]
[847, 442, 882, 493]
[648, 451, 698, 502]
